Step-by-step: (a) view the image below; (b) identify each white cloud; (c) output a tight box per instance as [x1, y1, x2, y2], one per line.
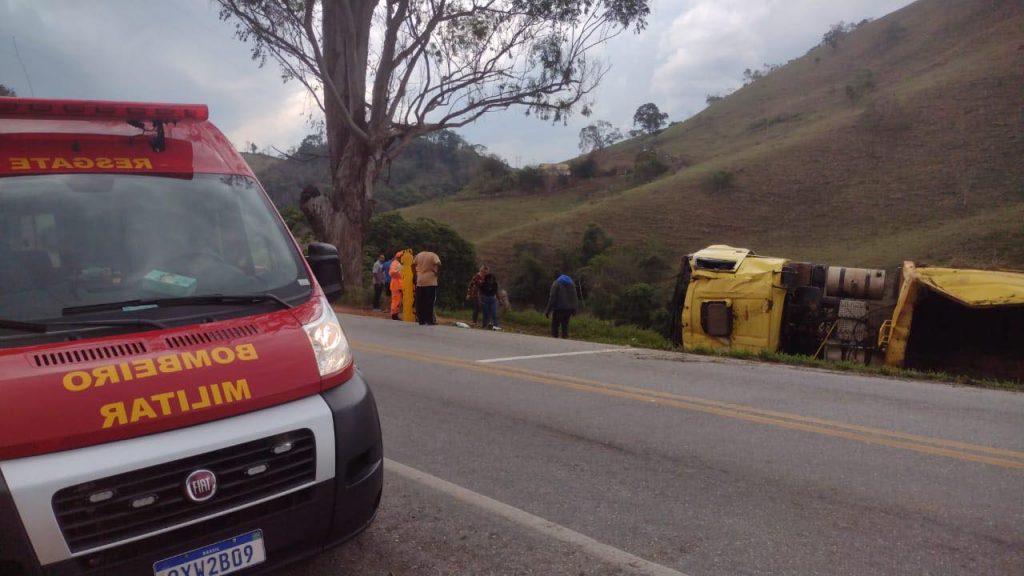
[226, 88, 314, 153]
[651, 0, 916, 121]
[0, 0, 916, 163]
[653, 1, 770, 114]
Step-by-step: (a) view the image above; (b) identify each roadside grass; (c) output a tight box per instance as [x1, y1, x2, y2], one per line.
[438, 308, 672, 350]
[437, 307, 1023, 392]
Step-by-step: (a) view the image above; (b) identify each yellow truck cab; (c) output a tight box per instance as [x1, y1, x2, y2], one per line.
[680, 246, 789, 353]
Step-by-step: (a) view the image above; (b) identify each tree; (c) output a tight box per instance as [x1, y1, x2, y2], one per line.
[218, 0, 651, 288]
[0, 84, 15, 97]
[632, 102, 668, 135]
[742, 62, 779, 86]
[578, 120, 622, 152]
[822, 21, 852, 51]
[296, 132, 325, 156]
[468, 154, 514, 195]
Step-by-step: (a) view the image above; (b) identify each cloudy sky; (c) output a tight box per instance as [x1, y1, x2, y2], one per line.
[0, 0, 914, 164]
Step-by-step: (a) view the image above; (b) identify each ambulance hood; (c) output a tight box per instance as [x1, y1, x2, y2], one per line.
[0, 306, 325, 460]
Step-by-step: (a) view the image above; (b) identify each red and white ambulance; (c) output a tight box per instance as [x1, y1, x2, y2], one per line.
[0, 98, 382, 575]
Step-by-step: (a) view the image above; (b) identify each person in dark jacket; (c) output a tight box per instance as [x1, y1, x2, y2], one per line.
[479, 272, 501, 330]
[545, 273, 578, 338]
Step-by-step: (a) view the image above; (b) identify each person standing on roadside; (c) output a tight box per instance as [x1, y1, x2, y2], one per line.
[466, 265, 489, 326]
[479, 272, 501, 330]
[413, 249, 442, 325]
[545, 272, 579, 338]
[389, 251, 405, 320]
[371, 254, 386, 311]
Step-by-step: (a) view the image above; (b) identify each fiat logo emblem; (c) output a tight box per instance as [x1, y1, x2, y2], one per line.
[184, 469, 217, 502]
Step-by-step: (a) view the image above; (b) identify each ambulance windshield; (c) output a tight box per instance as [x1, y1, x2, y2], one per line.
[0, 173, 310, 339]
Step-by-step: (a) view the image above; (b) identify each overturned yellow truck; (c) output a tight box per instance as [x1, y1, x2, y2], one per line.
[670, 246, 1024, 381]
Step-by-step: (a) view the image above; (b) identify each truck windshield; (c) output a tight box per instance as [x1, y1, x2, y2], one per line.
[0, 173, 310, 341]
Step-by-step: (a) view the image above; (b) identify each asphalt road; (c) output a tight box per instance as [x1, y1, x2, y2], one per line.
[285, 312, 1024, 576]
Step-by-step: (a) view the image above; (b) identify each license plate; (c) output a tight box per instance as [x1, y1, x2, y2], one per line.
[153, 530, 265, 576]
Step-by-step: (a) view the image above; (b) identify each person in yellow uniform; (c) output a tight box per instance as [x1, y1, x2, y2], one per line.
[389, 251, 405, 320]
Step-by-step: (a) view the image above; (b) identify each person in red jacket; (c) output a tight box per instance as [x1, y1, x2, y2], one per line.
[465, 265, 489, 325]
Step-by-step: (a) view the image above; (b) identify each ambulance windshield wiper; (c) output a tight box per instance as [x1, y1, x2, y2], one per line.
[0, 317, 168, 333]
[61, 293, 293, 317]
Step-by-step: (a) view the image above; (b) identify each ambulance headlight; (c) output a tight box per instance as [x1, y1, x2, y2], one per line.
[303, 295, 352, 377]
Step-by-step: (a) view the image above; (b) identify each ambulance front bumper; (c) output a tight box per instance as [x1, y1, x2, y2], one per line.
[0, 371, 383, 576]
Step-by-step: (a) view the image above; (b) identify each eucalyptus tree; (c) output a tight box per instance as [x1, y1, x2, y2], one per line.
[218, 0, 650, 285]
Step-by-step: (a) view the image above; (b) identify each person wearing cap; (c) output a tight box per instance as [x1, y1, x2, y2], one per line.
[545, 272, 579, 338]
[389, 251, 405, 320]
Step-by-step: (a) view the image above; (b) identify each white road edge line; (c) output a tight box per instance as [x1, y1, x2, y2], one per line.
[477, 348, 628, 363]
[385, 458, 690, 576]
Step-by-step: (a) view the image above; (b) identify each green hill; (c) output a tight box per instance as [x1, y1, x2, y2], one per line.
[400, 0, 1024, 274]
[246, 130, 485, 212]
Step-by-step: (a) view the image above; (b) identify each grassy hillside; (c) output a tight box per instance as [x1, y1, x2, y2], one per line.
[401, 0, 1024, 274]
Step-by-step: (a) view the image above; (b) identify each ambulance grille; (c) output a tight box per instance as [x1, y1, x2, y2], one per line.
[32, 341, 147, 367]
[164, 324, 259, 349]
[51, 428, 316, 552]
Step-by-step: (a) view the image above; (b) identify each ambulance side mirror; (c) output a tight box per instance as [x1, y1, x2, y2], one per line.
[306, 242, 344, 302]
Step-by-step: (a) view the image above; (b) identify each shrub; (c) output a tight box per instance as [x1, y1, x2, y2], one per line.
[845, 69, 876, 103]
[710, 170, 735, 193]
[581, 223, 612, 265]
[364, 212, 477, 308]
[509, 242, 553, 308]
[516, 166, 544, 192]
[279, 206, 313, 247]
[881, 21, 907, 50]
[748, 113, 800, 132]
[633, 149, 668, 182]
[612, 283, 659, 328]
[570, 156, 598, 179]
[581, 242, 670, 322]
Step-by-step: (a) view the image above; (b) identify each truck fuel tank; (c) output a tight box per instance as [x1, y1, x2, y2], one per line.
[826, 267, 887, 300]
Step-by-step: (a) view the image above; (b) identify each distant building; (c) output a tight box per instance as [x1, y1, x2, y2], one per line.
[538, 163, 571, 176]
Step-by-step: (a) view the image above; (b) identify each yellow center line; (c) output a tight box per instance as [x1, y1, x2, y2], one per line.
[352, 340, 1024, 470]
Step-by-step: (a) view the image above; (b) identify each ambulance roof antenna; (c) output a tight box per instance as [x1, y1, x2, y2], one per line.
[126, 120, 166, 153]
[151, 120, 166, 153]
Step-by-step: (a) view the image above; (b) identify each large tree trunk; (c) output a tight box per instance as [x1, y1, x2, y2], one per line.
[303, 0, 378, 290]
[300, 143, 378, 291]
